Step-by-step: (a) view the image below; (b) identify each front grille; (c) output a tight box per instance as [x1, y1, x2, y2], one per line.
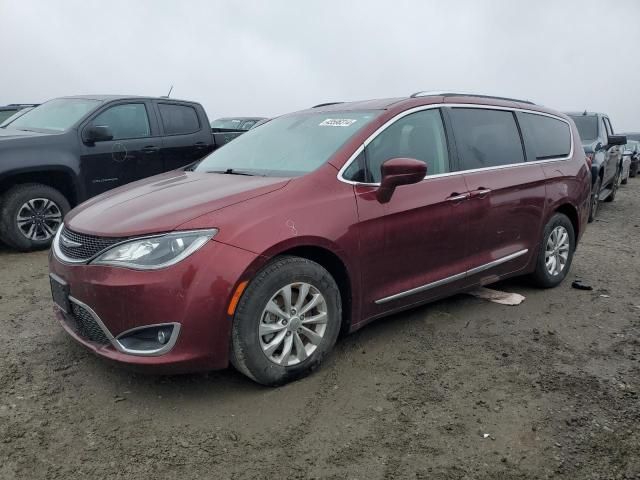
[69, 303, 111, 345]
[59, 226, 127, 261]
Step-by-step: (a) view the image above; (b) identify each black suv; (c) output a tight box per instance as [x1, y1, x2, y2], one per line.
[566, 112, 626, 222]
[0, 95, 215, 251]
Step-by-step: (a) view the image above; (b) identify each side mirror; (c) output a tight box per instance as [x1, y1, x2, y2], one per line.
[376, 158, 427, 203]
[607, 134, 627, 147]
[83, 125, 113, 144]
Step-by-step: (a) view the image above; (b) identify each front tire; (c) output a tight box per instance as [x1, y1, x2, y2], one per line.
[530, 213, 575, 288]
[605, 168, 621, 202]
[230, 256, 342, 386]
[587, 176, 601, 223]
[0, 183, 69, 251]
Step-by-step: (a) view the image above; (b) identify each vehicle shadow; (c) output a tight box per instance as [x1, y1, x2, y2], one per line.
[77, 276, 535, 402]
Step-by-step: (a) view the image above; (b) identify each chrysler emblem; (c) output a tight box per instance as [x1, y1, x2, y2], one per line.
[60, 235, 82, 248]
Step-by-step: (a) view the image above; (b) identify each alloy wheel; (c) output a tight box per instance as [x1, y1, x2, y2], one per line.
[545, 226, 570, 276]
[16, 198, 62, 241]
[259, 282, 328, 366]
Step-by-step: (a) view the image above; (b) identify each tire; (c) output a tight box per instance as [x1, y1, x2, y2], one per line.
[605, 168, 621, 202]
[230, 256, 342, 386]
[0, 183, 69, 251]
[630, 164, 637, 178]
[530, 213, 575, 289]
[587, 176, 601, 223]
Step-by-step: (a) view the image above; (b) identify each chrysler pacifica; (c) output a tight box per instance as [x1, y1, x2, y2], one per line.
[49, 92, 591, 385]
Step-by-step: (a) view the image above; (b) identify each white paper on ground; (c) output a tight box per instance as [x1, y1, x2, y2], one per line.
[467, 287, 525, 306]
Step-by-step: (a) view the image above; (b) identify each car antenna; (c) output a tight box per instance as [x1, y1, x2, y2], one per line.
[161, 85, 174, 98]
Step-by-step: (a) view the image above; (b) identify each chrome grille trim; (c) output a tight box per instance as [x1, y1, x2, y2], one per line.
[53, 225, 129, 264]
[57, 226, 128, 262]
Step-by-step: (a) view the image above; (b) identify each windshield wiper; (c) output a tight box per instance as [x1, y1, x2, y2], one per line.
[206, 168, 263, 176]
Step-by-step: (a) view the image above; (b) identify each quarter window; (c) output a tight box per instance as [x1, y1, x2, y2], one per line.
[364, 109, 449, 183]
[91, 103, 150, 140]
[519, 113, 571, 160]
[449, 108, 525, 170]
[158, 103, 200, 135]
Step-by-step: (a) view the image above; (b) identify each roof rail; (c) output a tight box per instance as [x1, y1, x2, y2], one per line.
[312, 102, 344, 108]
[409, 91, 535, 105]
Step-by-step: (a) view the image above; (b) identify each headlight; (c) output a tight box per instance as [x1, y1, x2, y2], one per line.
[91, 229, 217, 270]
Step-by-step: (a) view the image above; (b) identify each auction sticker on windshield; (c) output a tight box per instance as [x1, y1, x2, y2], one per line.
[319, 119, 357, 127]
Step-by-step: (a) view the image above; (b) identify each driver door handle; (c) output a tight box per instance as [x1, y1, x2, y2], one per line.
[446, 192, 470, 202]
[469, 188, 492, 198]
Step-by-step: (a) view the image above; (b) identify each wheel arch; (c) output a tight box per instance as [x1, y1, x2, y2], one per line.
[0, 166, 79, 206]
[246, 239, 356, 335]
[555, 203, 580, 244]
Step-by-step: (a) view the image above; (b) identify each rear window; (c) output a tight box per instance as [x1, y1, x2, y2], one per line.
[519, 113, 571, 160]
[158, 103, 200, 135]
[449, 108, 525, 170]
[569, 115, 598, 142]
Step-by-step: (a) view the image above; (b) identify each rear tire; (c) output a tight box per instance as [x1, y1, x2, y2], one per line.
[0, 183, 69, 251]
[530, 213, 575, 289]
[230, 256, 342, 386]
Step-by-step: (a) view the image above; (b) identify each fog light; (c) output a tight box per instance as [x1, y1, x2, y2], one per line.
[157, 328, 169, 345]
[115, 323, 179, 355]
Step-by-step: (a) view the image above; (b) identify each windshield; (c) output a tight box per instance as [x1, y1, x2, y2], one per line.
[10, 98, 101, 132]
[569, 115, 598, 142]
[195, 111, 379, 177]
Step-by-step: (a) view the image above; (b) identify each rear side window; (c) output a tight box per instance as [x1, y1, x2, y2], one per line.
[364, 109, 449, 183]
[519, 113, 571, 160]
[449, 108, 524, 170]
[158, 103, 200, 135]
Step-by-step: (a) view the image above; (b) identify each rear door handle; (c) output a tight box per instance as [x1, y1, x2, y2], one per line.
[142, 146, 159, 154]
[194, 142, 207, 149]
[469, 188, 492, 198]
[446, 192, 470, 202]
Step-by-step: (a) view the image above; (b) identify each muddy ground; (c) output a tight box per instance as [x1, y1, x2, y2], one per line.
[1, 183, 639, 480]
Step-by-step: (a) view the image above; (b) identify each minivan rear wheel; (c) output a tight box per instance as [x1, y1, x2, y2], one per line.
[230, 256, 341, 386]
[530, 213, 575, 288]
[0, 183, 70, 251]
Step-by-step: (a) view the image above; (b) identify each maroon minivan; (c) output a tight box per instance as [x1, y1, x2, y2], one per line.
[49, 92, 591, 385]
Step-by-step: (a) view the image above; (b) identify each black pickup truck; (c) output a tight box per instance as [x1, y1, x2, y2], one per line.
[566, 111, 626, 222]
[0, 95, 216, 251]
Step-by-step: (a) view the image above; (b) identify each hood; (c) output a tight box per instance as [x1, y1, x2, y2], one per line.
[65, 171, 290, 237]
[0, 127, 56, 139]
[0, 128, 64, 151]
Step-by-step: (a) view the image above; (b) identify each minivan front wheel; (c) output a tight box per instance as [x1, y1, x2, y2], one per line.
[530, 213, 575, 288]
[230, 256, 341, 386]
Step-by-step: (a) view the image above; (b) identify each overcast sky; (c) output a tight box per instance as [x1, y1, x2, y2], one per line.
[2, 0, 640, 131]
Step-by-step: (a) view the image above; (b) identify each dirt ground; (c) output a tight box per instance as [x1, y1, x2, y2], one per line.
[1, 183, 639, 480]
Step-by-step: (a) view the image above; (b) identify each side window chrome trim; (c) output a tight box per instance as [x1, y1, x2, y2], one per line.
[337, 103, 574, 186]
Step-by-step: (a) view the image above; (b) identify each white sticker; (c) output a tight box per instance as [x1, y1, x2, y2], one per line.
[319, 118, 357, 127]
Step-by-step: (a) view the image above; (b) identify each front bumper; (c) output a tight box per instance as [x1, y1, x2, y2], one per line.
[49, 239, 259, 374]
